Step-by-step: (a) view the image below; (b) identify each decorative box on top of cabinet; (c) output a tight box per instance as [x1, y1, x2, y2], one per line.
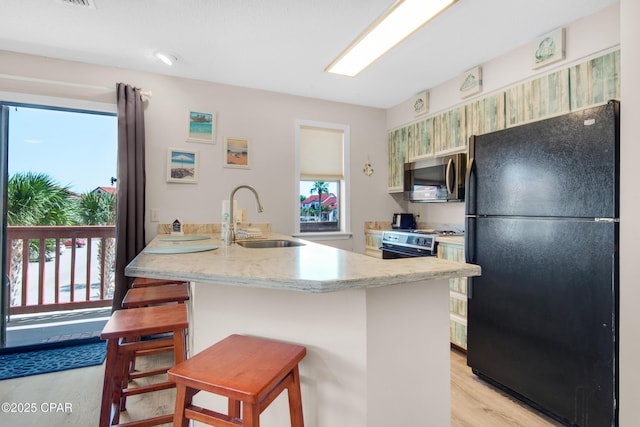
[437, 240, 468, 351]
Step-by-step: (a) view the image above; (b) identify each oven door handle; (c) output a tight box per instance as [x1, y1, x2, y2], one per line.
[381, 245, 434, 258]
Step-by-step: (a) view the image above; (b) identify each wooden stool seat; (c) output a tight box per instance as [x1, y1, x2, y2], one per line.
[100, 304, 189, 427]
[122, 284, 189, 308]
[131, 277, 188, 288]
[168, 334, 306, 427]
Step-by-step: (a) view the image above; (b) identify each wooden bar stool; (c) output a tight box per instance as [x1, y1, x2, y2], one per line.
[99, 304, 188, 427]
[168, 334, 306, 427]
[122, 283, 190, 308]
[131, 277, 188, 288]
[120, 284, 190, 408]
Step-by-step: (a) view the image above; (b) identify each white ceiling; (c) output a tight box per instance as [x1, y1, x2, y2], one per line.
[0, 0, 618, 109]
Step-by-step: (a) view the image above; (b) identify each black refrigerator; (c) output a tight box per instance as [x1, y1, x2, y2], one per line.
[465, 101, 619, 426]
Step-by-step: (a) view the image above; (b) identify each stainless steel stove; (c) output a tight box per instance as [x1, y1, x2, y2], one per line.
[380, 230, 438, 259]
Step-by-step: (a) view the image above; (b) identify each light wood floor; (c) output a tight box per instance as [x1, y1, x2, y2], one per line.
[0, 348, 563, 426]
[450, 348, 562, 427]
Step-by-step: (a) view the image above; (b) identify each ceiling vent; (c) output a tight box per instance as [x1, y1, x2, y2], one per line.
[56, 0, 96, 9]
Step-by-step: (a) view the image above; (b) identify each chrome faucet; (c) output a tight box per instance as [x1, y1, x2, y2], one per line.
[228, 185, 264, 244]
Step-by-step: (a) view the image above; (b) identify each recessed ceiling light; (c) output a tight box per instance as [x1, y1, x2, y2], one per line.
[154, 52, 178, 66]
[326, 0, 458, 77]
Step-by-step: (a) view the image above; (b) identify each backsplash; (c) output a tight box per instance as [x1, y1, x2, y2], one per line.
[157, 223, 272, 235]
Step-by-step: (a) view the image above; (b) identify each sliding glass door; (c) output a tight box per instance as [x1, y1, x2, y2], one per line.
[0, 102, 117, 351]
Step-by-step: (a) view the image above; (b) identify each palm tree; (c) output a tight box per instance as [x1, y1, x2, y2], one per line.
[310, 181, 329, 221]
[7, 172, 75, 305]
[77, 191, 116, 298]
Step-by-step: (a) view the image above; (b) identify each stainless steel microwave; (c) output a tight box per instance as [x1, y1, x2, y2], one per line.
[404, 153, 467, 202]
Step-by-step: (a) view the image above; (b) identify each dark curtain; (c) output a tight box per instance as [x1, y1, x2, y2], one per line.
[112, 83, 146, 311]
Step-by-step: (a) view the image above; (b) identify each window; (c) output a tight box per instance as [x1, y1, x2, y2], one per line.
[295, 121, 350, 235]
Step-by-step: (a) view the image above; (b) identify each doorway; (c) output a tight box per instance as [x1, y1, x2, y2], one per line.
[0, 103, 117, 350]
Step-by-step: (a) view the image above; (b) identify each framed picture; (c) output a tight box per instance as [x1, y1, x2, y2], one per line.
[412, 90, 429, 116]
[532, 28, 565, 69]
[459, 66, 482, 98]
[187, 110, 215, 144]
[167, 148, 198, 183]
[224, 137, 250, 169]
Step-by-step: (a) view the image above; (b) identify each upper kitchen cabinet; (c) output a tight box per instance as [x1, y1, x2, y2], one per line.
[387, 126, 409, 192]
[432, 105, 467, 155]
[387, 49, 620, 193]
[506, 69, 570, 126]
[569, 49, 620, 110]
[407, 117, 433, 161]
[465, 92, 506, 137]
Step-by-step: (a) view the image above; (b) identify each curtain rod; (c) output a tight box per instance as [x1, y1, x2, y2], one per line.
[0, 73, 152, 98]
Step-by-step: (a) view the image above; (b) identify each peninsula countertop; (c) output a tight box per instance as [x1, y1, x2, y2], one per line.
[125, 232, 481, 293]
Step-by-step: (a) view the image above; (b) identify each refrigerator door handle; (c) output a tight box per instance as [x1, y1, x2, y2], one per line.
[465, 136, 476, 216]
[464, 157, 475, 213]
[465, 215, 475, 264]
[445, 158, 455, 195]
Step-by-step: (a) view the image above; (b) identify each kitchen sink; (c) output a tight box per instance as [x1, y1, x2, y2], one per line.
[236, 239, 305, 248]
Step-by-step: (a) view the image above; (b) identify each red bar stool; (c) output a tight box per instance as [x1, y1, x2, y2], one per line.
[99, 304, 188, 427]
[131, 277, 188, 288]
[168, 334, 306, 427]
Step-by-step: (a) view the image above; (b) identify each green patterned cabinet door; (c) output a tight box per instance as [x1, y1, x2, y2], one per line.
[506, 69, 570, 126]
[569, 49, 620, 110]
[466, 92, 506, 137]
[433, 105, 467, 154]
[387, 126, 409, 192]
[408, 118, 433, 161]
[438, 242, 468, 350]
[365, 230, 383, 258]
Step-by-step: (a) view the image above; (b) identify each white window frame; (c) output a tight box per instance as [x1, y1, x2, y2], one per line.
[293, 119, 351, 239]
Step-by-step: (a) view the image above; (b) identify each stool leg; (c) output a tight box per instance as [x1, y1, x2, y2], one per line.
[229, 398, 241, 419]
[243, 402, 260, 427]
[99, 339, 118, 427]
[173, 328, 187, 364]
[288, 366, 305, 427]
[173, 384, 189, 427]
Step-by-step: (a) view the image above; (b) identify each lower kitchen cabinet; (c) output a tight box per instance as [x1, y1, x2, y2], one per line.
[365, 229, 383, 258]
[438, 241, 468, 351]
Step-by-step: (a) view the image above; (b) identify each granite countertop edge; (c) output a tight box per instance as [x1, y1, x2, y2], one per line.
[125, 232, 480, 293]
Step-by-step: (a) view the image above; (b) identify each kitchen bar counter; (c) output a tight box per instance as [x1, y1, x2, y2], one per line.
[125, 232, 479, 293]
[125, 233, 480, 427]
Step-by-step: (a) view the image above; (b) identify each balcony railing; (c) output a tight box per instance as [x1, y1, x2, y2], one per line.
[5, 226, 116, 315]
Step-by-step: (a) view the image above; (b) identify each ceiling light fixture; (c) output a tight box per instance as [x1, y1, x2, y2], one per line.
[154, 52, 178, 66]
[326, 0, 458, 77]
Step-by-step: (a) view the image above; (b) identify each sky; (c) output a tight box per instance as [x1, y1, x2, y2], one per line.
[8, 106, 117, 194]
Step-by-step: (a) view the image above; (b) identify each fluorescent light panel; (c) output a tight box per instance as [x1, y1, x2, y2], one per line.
[326, 0, 457, 77]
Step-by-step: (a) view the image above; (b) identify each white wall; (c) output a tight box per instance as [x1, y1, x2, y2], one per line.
[0, 51, 399, 254]
[619, 0, 640, 424]
[386, 3, 621, 229]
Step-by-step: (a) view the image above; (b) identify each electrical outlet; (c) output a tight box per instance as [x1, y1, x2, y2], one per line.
[150, 209, 159, 222]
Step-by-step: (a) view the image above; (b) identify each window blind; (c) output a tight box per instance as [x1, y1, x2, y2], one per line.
[299, 126, 344, 180]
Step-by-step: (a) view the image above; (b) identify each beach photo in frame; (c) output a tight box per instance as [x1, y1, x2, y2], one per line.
[459, 66, 482, 98]
[187, 110, 215, 143]
[224, 137, 250, 169]
[532, 28, 565, 69]
[167, 148, 199, 183]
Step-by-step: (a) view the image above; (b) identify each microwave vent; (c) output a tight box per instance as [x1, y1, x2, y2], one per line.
[56, 0, 96, 9]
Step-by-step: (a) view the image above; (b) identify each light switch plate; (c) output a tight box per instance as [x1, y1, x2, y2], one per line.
[150, 209, 159, 222]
